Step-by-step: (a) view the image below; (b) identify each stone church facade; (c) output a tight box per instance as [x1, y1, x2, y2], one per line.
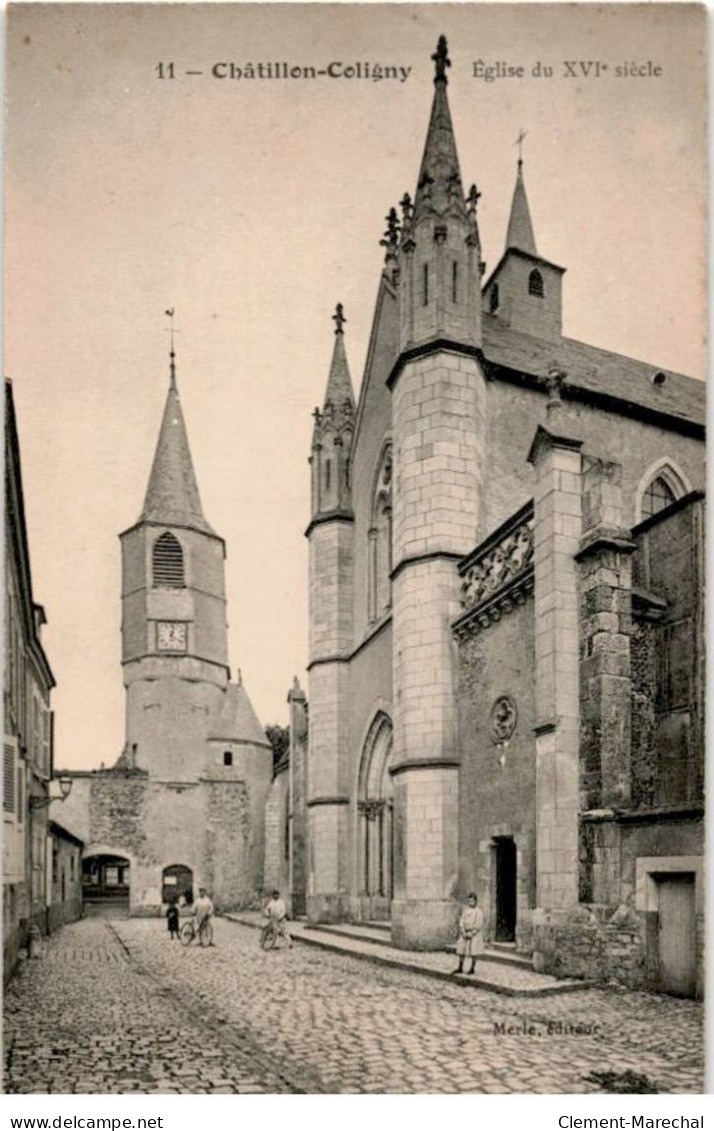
[59, 353, 273, 914]
[300, 38, 705, 997]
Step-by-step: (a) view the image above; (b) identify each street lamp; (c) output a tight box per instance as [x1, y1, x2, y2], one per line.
[29, 776, 73, 809]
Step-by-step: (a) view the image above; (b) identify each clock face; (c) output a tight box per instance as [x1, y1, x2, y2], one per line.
[156, 621, 187, 652]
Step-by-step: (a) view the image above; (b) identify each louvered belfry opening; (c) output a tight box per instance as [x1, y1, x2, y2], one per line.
[152, 531, 185, 588]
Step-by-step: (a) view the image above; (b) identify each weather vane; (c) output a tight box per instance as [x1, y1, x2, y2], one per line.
[164, 308, 179, 386]
[332, 303, 346, 335]
[514, 128, 528, 165]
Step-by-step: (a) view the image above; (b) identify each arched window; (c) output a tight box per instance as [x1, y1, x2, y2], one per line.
[636, 461, 690, 523]
[528, 269, 544, 298]
[641, 476, 677, 520]
[152, 532, 185, 588]
[489, 284, 500, 313]
[368, 446, 393, 623]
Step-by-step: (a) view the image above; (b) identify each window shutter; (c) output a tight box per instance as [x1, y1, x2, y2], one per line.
[152, 532, 185, 588]
[3, 743, 15, 813]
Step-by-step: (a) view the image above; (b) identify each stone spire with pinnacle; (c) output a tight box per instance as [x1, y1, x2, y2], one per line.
[323, 303, 356, 412]
[139, 344, 215, 536]
[505, 158, 538, 255]
[310, 304, 355, 519]
[412, 35, 467, 226]
[392, 36, 482, 350]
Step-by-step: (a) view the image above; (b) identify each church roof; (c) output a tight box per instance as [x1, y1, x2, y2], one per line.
[323, 305, 355, 410]
[506, 161, 537, 255]
[413, 36, 466, 222]
[140, 364, 216, 536]
[208, 679, 270, 747]
[481, 316, 706, 428]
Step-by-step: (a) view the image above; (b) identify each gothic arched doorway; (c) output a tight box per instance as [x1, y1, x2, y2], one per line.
[357, 713, 394, 921]
[162, 864, 193, 907]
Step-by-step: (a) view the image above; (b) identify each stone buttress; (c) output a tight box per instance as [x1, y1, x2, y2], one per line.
[388, 39, 487, 948]
[305, 308, 356, 921]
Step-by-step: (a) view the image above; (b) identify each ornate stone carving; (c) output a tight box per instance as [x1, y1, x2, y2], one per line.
[453, 501, 535, 639]
[461, 518, 534, 610]
[491, 695, 518, 743]
[358, 799, 385, 821]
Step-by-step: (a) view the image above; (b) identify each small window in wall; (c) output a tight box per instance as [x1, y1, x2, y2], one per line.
[152, 532, 185, 588]
[489, 284, 500, 313]
[641, 475, 677, 520]
[423, 263, 429, 306]
[452, 261, 459, 303]
[224, 750, 233, 767]
[528, 269, 544, 297]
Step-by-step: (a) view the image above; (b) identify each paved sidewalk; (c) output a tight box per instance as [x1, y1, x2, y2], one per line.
[225, 911, 591, 997]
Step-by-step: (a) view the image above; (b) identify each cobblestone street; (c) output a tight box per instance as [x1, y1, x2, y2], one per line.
[4, 917, 703, 1094]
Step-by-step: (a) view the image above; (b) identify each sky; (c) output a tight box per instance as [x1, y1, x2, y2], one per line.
[5, 3, 707, 770]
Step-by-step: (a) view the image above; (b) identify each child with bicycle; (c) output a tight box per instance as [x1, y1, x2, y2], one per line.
[192, 887, 215, 946]
[263, 889, 293, 948]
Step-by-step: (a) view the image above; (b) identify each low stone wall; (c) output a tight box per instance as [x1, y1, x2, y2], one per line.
[532, 903, 647, 989]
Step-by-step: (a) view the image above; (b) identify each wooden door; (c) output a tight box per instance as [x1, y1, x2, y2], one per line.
[495, 838, 517, 942]
[657, 874, 696, 998]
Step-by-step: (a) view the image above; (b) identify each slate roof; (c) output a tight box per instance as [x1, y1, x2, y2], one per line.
[481, 315, 706, 428]
[506, 162, 537, 256]
[140, 379, 216, 535]
[208, 680, 270, 747]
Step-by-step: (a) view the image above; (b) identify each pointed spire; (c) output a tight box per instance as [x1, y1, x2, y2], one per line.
[413, 36, 466, 222]
[140, 362, 215, 535]
[324, 304, 355, 410]
[506, 159, 537, 256]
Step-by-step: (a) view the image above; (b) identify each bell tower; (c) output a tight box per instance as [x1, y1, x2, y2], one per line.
[120, 341, 229, 781]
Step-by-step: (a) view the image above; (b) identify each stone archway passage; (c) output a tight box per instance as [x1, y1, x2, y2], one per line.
[82, 854, 130, 917]
[162, 864, 194, 907]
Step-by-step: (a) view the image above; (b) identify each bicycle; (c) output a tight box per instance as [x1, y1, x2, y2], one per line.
[180, 916, 214, 947]
[260, 920, 279, 950]
[260, 918, 291, 950]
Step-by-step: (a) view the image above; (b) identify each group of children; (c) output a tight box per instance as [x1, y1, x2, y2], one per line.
[165, 887, 291, 945]
[165, 888, 484, 974]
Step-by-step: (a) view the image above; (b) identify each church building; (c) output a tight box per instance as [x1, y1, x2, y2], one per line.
[301, 37, 705, 997]
[58, 349, 273, 914]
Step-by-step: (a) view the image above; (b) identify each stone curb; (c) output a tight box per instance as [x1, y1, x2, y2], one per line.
[223, 914, 593, 998]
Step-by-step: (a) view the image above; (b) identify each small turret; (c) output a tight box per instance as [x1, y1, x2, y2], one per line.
[309, 304, 356, 521]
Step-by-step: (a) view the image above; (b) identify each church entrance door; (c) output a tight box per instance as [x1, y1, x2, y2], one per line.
[358, 714, 394, 922]
[494, 837, 517, 942]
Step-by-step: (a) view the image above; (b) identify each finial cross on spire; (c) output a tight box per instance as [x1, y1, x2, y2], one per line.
[514, 128, 528, 165]
[432, 35, 451, 84]
[332, 303, 346, 335]
[164, 308, 180, 388]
